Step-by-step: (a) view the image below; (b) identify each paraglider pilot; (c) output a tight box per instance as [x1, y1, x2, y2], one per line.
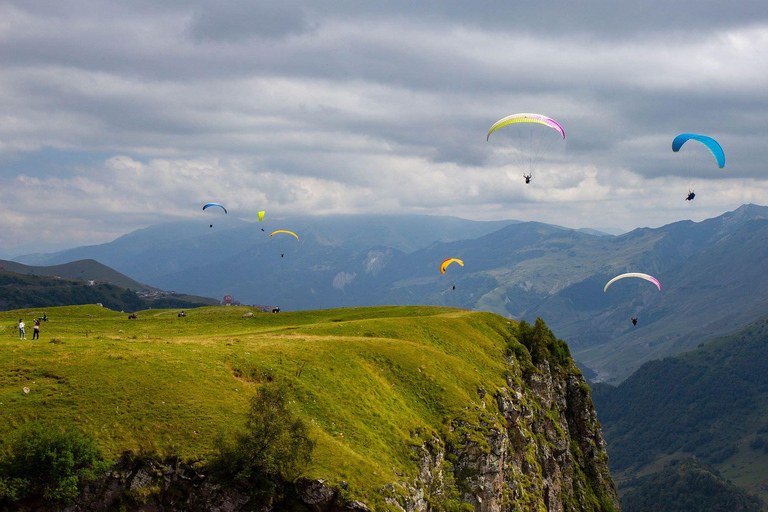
[631, 317, 638, 326]
[523, 174, 533, 184]
[686, 190, 695, 201]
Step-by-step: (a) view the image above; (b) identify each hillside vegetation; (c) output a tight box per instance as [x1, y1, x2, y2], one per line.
[620, 459, 763, 512]
[0, 272, 215, 312]
[592, 313, 768, 501]
[0, 304, 617, 510]
[0, 259, 150, 292]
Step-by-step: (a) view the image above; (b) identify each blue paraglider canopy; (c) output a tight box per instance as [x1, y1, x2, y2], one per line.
[202, 203, 228, 214]
[672, 134, 725, 168]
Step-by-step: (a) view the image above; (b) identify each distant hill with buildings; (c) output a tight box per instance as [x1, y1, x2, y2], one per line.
[0, 258, 150, 291]
[0, 259, 219, 312]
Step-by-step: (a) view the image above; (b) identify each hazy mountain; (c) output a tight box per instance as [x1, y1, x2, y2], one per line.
[156, 204, 768, 382]
[14, 205, 768, 383]
[16, 214, 517, 284]
[531, 204, 768, 381]
[592, 313, 768, 502]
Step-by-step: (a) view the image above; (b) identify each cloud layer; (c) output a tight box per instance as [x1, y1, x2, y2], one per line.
[1, 1, 767, 253]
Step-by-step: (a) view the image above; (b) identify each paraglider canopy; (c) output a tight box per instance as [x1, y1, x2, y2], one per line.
[258, 211, 266, 222]
[487, 113, 565, 142]
[270, 230, 299, 241]
[604, 273, 661, 293]
[440, 258, 464, 274]
[672, 134, 725, 168]
[202, 203, 228, 214]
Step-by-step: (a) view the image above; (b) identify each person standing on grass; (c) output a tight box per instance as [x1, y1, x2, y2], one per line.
[18, 319, 25, 340]
[32, 319, 40, 340]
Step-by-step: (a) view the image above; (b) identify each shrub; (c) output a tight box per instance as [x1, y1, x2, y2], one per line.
[516, 318, 571, 368]
[0, 422, 108, 504]
[208, 382, 315, 498]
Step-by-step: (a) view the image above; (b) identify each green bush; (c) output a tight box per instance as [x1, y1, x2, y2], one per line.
[0, 422, 108, 504]
[516, 318, 572, 369]
[208, 382, 315, 498]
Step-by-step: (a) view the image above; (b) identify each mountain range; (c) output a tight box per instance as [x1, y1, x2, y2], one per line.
[14, 205, 768, 383]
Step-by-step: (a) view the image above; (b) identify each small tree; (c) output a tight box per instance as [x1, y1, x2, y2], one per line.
[516, 318, 571, 368]
[209, 382, 315, 497]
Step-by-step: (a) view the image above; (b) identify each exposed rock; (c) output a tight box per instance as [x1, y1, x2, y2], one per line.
[295, 478, 338, 511]
[383, 358, 619, 512]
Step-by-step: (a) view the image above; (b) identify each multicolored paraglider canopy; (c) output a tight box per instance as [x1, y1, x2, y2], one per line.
[487, 113, 565, 141]
[604, 273, 661, 293]
[672, 134, 725, 168]
[270, 230, 299, 241]
[440, 258, 464, 274]
[202, 203, 227, 214]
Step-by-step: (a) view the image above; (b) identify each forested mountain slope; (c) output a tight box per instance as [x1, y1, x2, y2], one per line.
[592, 313, 768, 501]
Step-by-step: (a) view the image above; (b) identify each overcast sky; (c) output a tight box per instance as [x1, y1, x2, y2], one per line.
[1, 1, 767, 256]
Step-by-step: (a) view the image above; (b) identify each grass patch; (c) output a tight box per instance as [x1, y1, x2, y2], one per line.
[0, 304, 518, 506]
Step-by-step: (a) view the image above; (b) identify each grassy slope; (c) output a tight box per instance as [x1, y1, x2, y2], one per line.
[0, 304, 516, 507]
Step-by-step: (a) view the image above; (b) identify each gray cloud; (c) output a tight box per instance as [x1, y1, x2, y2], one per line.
[188, 1, 314, 42]
[0, 1, 767, 252]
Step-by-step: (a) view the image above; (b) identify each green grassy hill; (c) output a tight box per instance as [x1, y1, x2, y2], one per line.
[0, 304, 617, 510]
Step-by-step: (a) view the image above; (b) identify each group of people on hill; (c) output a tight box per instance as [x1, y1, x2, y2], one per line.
[17, 313, 46, 340]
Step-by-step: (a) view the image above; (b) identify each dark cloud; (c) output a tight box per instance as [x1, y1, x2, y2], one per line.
[188, 1, 314, 42]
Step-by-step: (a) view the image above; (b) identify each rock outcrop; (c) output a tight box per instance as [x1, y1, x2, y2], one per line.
[384, 358, 618, 512]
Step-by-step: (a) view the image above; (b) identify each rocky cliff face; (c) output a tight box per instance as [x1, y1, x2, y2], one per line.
[384, 358, 618, 512]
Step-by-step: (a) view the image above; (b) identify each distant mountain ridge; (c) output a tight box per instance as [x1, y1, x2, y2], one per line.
[16, 215, 519, 283]
[0, 260, 219, 311]
[14, 205, 768, 382]
[0, 271, 217, 312]
[0, 258, 150, 291]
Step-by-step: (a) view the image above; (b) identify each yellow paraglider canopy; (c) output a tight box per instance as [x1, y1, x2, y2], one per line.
[270, 230, 299, 241]
[440, 258, 464, 274]
[258, 211, 265, 222]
